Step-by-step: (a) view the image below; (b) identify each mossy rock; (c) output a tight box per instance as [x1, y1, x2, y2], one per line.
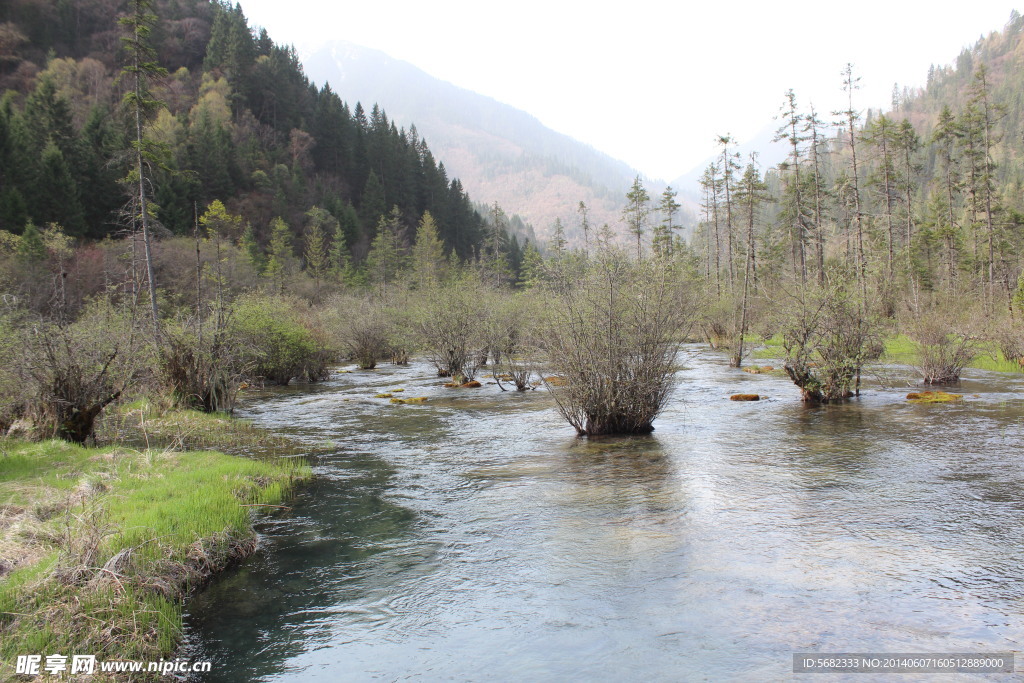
[390, 388, 404, 393]
[543, 376, 567, 386]
[374, 393, 393, 399]
[390, 396, 428, 404]
[906, 391, 962, 403]
[742, 365, 775, 374]
[730, 393, 761, 401]
[460, 380, 482, 388]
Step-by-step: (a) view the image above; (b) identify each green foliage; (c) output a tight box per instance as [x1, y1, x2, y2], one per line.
[228, 294, 323, 386]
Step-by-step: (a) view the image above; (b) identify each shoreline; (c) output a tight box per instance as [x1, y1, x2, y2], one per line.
[0, 411, 311, 681]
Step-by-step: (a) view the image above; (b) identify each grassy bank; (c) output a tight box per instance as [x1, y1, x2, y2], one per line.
[0, 421, 309, 679]
[751, 334, 1023, 374]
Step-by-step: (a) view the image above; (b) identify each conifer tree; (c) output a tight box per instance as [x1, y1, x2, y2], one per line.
[622, 175, 650, 259]
[264, 216, 295, 293]
[775, 90, 808, 281]
[303, 207, 333, 302]
[835, 63, 867, 302]
[411, 210, 446, 289]
[656, 186, 681, 258]
[366, 206, 406, 294]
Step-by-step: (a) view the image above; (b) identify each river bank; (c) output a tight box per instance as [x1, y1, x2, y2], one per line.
[0, 407, 310, 680]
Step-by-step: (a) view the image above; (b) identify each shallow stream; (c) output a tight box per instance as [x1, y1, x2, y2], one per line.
[183, 348, 1024, 680]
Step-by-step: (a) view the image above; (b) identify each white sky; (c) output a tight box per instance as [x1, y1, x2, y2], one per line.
[237, 0, 1020, 182]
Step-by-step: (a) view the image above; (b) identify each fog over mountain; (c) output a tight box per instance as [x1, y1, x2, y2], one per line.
[302, 41, 670, 244]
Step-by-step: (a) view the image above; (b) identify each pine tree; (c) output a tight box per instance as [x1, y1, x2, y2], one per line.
[37, 140, 85, 235]
[577, 200, 590, 251]
[716, 136, 740, 288]
[549, 217, 567, 258]
[303, 206, 333, 302]
[264, 216, 295, 293]
[774, 90, 808, 281]
[365, 205, 406, 294]
[931, 106, 962, 290]
[622, 175, 650, 259]
[656, 186, 681, 258]
[835, 63, 867, 302]
[864, 113, 899, 279]
[411, 210, 446, 289]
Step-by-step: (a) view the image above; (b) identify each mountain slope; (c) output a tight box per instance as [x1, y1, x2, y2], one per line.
[301, 42, 653, 244]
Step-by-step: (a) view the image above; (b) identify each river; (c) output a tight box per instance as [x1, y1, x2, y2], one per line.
[182, 347, 1024, 681]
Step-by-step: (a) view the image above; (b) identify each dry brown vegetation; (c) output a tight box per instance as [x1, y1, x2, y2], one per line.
[538, 250, 696, 435]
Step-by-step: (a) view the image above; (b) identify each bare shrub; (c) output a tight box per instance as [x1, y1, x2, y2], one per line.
[992, 319, 1024, 367]
[413, 275, 489, 380]
[908, 311, 978, 384]
[698, 296, 737, 351]
[487, 291, 539, 391]
[539, 250, 695, 435]
[159, 322, 241, 413]
[0, 304, 26, 432]
[21, 301, 145, 443]
[332, 298, 393, 370]
[779, 277, 881, 403]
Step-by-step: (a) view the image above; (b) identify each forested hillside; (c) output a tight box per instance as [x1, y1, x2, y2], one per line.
[0, 0, 503, 263]
[692, 10, 1024, 312]
[301, 42, 661, 246]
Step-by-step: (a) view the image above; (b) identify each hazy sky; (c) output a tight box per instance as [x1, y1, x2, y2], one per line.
[237, 1, 1020, 181]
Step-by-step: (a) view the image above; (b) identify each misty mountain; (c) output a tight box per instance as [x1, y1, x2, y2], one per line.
[301, 41, 651, 244]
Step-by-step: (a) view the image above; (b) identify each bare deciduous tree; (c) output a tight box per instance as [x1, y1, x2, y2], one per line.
[539, 250, 695, 435]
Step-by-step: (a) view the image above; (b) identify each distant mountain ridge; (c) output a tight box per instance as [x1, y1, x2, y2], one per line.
[301, 42, 654, 244]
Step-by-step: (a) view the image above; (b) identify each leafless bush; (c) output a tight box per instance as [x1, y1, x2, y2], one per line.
[413, 275, 489, 379]
[538, 250, 695, 435]
[779, 277, 881, 403]
[992, 319, 1024, 367]
[336, 300, 393, 370]
[20, 301, 146, 443]
[487, 292, 539, 391]
[908, 311, 978, 384]
[159, 322, 242, 413]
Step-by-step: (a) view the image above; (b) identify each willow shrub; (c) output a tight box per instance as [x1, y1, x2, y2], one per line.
[413, 274, 490, 380]
[908, 311, 979, 384]
[228, 294, 323, 386]
[539, 250, 695, 436]
[20, 301, 146, 443]
[779, 276, 881, 403]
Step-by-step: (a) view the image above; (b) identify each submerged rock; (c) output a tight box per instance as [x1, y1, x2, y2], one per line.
[906, 391, 962, 403]
[390, 396, 429, 404]
[374, 393, 393, 399]
[730, 393, 761, 401]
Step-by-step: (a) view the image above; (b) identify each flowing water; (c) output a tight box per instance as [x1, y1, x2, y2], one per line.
[183, 348, 1024, 681]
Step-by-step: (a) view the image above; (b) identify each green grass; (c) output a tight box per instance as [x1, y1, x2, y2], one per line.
[750, 333, 1024, 375]
[0, 438, 310, 677]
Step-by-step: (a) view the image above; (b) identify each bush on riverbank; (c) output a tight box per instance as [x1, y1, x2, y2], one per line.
[228, 294, 332, 386]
